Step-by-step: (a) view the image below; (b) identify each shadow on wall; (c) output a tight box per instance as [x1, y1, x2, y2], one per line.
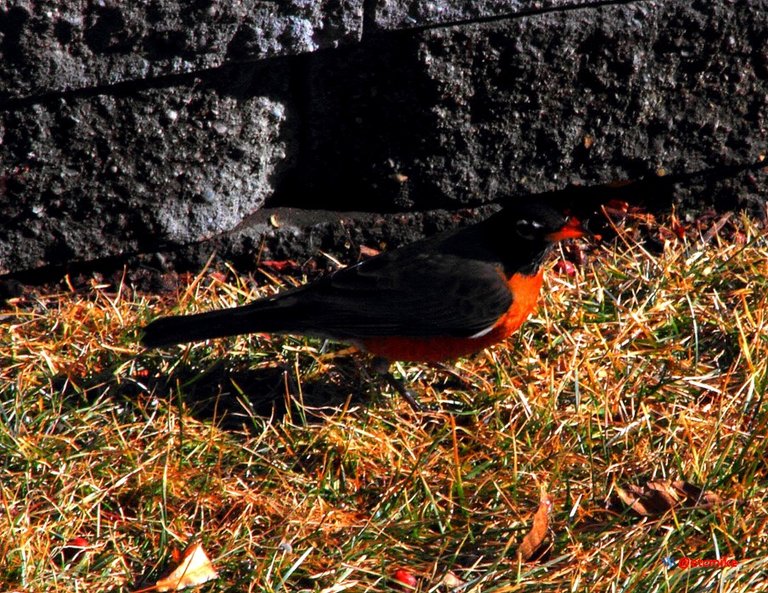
[231, 37, 445, 213]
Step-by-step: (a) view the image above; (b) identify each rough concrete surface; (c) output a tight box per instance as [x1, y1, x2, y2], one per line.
[1, 0, 364, 101]
[373, 0, 579, 29]
[0, 0, 765, 280]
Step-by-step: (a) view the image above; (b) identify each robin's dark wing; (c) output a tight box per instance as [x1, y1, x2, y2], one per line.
[270, 250, 513, 339]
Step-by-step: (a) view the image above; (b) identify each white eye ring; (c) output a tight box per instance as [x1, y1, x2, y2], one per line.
[516, 219, 544, 230]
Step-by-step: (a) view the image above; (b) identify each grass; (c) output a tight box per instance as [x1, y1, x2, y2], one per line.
[1, 210, 767, 592]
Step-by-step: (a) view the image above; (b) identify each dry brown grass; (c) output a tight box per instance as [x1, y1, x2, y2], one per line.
[1, 212, 767, 592]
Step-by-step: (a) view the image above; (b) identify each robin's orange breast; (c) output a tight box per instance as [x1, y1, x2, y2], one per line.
[359, 270, 544, 362]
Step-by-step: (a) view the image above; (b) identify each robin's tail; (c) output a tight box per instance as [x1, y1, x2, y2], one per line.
[141, 298, 303, 348]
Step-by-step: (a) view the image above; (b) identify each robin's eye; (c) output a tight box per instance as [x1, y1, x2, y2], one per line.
[515, 218, 543, 239]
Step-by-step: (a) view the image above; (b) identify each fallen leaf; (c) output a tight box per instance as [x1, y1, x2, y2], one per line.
[671, 480, 723, 508]
[56, 536, 89, 565]
[441, 570, 465, 588]
[517, 486, 553, 562]
[156, 543, 218, 592]
[555, 260, 577, 277]
[259, 260, 299, 272]
[392, 568, 418, 590]
[614, 483, 677, 516]
[611, 480, 722, 517]
[359, 245, 380, 258]
[670, 213, 686, 240]
[602, 199, 630, 218]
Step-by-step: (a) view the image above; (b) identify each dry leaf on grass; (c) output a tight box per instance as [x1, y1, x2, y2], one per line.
[672, 480, 723, 508]
[259, 259, 303, 273]
[611, 480, 722, 517]
[359, 245, 381, 258]
[155, 543, 218, 592]
[441, 570, 465, 589]
[517, 486, 554, 563]
[391, 568, 418, 590]
[55, 536, 89, 565]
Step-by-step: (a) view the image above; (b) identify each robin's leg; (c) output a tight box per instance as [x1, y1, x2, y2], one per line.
[371, 357, 424, 412]
[433, 362, 481, 390]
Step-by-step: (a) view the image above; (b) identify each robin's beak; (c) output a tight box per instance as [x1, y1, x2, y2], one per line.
[546, 216, 590, 242]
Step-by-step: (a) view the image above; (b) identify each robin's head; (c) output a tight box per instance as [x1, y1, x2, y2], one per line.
[510, 203, 588, 244]
[478, 202, 588, 275]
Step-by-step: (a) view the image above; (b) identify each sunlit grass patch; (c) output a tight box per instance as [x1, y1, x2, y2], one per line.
[1, 212, 766, 592]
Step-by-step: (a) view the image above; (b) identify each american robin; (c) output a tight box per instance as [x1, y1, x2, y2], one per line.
[142, 202, 587, 407]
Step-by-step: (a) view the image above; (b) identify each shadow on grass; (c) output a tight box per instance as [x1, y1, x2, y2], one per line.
[54, 353, 384, 432]
[158, 357, 380, 430]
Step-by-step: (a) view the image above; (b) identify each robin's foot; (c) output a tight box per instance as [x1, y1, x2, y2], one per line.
[372, 357, 425, 412]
